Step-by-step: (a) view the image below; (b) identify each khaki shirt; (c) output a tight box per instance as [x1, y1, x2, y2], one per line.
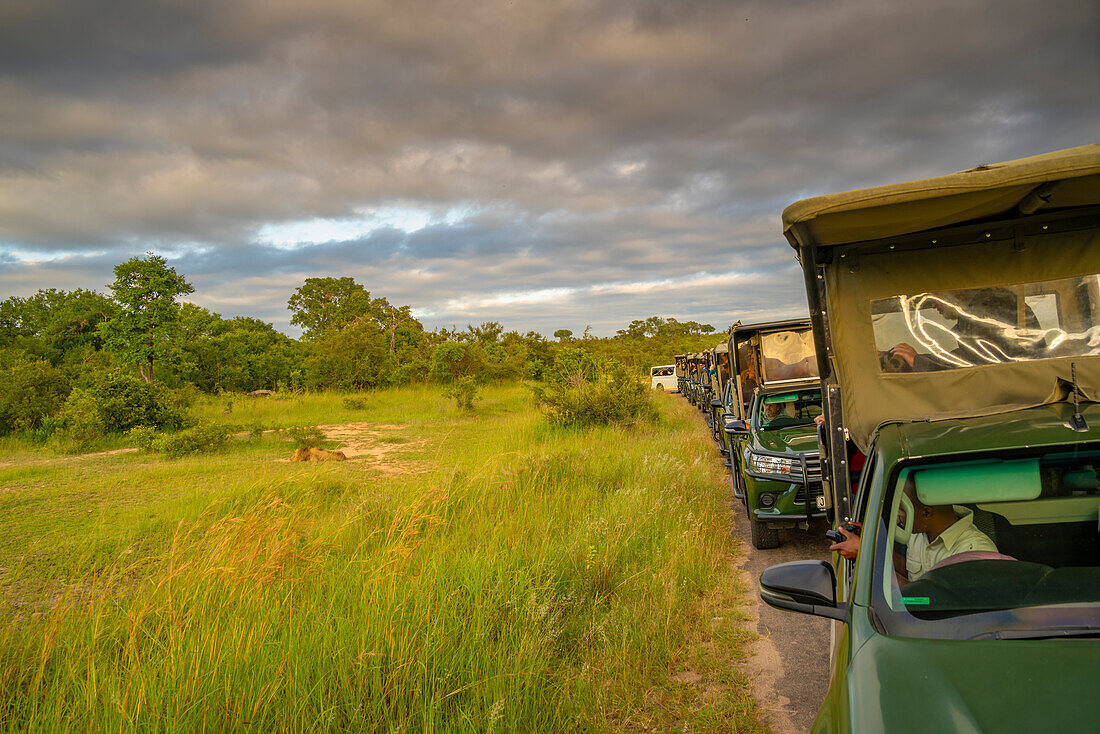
[905, 510, 997, 581]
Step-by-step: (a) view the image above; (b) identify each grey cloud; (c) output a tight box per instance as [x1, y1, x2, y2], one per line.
[1, 0, 1097, 335]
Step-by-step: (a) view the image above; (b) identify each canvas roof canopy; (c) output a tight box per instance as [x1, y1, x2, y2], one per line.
[783, 144, 1100, 248]
[783, 144, 1100, 451]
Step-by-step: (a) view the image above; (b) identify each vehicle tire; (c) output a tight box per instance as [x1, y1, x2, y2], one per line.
[748, 506, 780, 550]
[655, 384, 664, 391]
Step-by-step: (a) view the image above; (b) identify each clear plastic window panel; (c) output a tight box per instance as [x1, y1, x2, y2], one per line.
[759, 330, 819, 383]
[871, 274, 1100, 373]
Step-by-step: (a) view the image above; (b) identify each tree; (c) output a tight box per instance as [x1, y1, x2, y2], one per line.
[465, 321, 504, 345]
[98, 254, 193, 382]
[288, 277, 376, 339]
[553, 329, 573, 342]
[380, 301, 419, 354]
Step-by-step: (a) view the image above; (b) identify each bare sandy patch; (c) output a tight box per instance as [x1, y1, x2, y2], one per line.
[280, 422, 431, 477]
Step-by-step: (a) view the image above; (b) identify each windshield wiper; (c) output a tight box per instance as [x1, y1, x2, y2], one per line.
[970, 625, 1100, 640]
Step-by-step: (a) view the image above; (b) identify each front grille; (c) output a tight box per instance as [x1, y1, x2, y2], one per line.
[795, 482, 825, 505]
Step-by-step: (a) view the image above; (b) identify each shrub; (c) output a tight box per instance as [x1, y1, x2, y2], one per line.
[87, 371, 188, 433]
[131, 422, 231, 457]
[58, 388, 108, 447]
[128, 425, 158, 451]
[445, 376, 480, 412]
[533, 359, 656, 428]
[171, 383, 202, 410]
[342, 396, 368, 410]
[0, 358, 70, 435]
[546, 347, 600, 386]
[157, 422, 231, 457]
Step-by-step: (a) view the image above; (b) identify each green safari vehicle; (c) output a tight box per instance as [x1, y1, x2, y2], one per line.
[723, 318, 824, 549]
[761, 144, 1100, 732]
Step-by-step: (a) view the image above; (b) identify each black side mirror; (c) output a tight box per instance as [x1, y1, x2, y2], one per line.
[759, 560, 847, 621]
[711, 398, 723, 408]
[723, 417, 748, 434]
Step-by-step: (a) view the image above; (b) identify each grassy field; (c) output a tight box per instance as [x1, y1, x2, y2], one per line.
[0, 385, 767, 733]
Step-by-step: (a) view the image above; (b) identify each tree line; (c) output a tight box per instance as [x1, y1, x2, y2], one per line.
[0, 254, 720, 439]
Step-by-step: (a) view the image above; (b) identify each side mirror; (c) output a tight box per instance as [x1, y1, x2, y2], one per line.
[711, 398, 723, 408]
[759, 560, 847, 621]
[723, 417, 748, 435]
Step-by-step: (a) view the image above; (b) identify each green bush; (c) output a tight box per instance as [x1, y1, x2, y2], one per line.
[0, 358, 70, 435]
[131, 422, 231, 457]
[533, 359, 656, 428]
[127, 425, 158, 451]
[157, 423, 231, 457]
[87, 371, 187, 433]
[546, 347, 600, 386]
[342, 396, 368, 410]
[445, 376, 480, 412]
[58, 388, 108, 447]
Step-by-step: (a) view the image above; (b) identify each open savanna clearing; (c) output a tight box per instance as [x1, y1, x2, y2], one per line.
[0, 386, 768, 733]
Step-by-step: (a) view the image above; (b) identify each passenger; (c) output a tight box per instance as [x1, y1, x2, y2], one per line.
[883, 287, 1042, 372]
[830, 477, 996, 586]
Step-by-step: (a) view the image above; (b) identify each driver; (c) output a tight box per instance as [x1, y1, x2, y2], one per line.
[830, 477, 996, 585]
[760, 398, 795, 427]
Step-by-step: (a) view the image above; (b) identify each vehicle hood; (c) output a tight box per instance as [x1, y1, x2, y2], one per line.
[845, 632, 1099, 732]
[752, 425, 818, 455]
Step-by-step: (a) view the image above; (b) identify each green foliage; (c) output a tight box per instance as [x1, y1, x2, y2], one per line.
[286, 425, 327, 449]
[0, 358, 70, 435]
[0, 288, 117, 361]
[430, 340, 486, 383]
[615, 316, 715, 339]
[58, 388, 108, 447]
[128, 422, 231, 457]
[445, 375, 481, 411]
[533, 357, 656, 428]
[154, 423, 232, 458]
[98, 253, 194, 382]
[342, 396, 368, 410]
[58, 371, 187, 441]
[302, 318, 394, 390]
[288, 277, 378, 340]
[546, 347, 600, 385]
[553, 328, 573, 341]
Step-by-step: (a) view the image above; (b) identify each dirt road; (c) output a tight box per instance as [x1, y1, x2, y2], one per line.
[732, 502, 834, 733]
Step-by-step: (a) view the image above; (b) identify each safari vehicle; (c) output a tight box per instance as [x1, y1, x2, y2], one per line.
[689, 352, 712, 411]
[707, 340, 734, 451]
[649, 363, 677, 391]
[723, 318, 824, 549]
[760, 144, 1100, 732]
[674, 354, 688, 394]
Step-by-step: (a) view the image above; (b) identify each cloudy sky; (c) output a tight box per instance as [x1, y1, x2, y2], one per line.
[1, 0, 1097, 336]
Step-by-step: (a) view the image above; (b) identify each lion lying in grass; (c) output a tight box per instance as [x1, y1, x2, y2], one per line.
[291, 447, 347, 462]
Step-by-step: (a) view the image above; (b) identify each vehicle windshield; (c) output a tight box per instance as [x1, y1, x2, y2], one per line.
[760, 330, 819, 383]
[871, 446, 1100, 640]
[755, 389, 822, 430]
[651, 365, 674, 376]
[871, 273, 1100, 373]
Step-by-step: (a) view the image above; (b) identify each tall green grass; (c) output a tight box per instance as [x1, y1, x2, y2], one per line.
[0, 386, 765, 733]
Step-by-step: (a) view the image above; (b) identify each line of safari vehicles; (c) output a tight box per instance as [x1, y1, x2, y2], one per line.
[674, 145, 1100, 732]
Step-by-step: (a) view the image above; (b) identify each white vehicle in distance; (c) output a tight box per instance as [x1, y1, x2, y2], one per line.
[649, 364, 677, 391]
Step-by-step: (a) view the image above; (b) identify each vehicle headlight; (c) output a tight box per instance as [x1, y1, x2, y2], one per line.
[748, 452, 798, 477]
